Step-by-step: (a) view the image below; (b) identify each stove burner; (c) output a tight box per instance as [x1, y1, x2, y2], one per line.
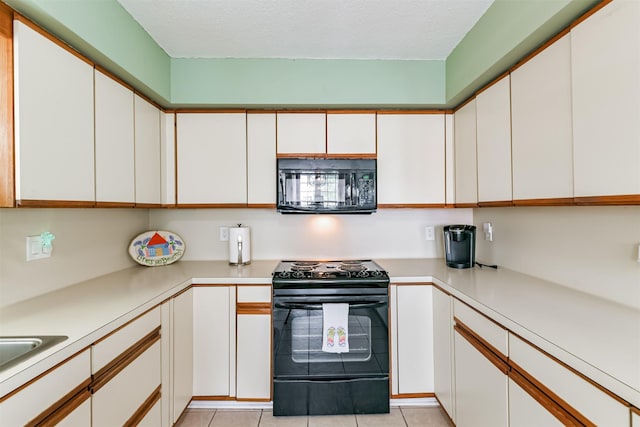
[338, 263, 366, 273]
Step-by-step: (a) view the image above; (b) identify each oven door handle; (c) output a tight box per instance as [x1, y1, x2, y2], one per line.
[273, 301, 386, 310]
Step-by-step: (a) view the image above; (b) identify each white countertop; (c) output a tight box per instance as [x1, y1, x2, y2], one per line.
[1, 258, 638, 408]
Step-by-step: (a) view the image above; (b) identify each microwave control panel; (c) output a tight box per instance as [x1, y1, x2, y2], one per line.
[356, 173, 376, 206]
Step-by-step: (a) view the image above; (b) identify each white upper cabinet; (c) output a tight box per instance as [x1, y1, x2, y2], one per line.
[176, 112, 247, 205]
[247, 112, 276, 205]
[13, 20, 95, 204]
[475, 75, 512, 203]
[160, 112, 176, 206]
[326, 112, 376, 155]
[134, 95, 162, 205]
[571, 0, 640, 198]
[276, 112, 326, 154]
[445, 114, 455, 205]
[511, 34, 573, 201]
[454, 100, 478, 205]
[94, 70, 135, 204]
[377, 113, 445, 205]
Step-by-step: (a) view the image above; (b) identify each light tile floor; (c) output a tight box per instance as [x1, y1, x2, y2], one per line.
[175, 407, 451, 427]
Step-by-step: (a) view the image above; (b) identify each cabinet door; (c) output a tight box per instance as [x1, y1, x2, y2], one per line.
[511, 34, 573, 201]
[508, 377, 564, 427]
[94, 70, 135, 204]
[177, 113, 247, 205]
[509, 334, 630, 425]
[571, 0, 640, 198]
[173, 288, 193, 423]
[0, 349, 91, 426]
[432, 287, 454, 422]
[92, 341, 161, 427]
[247, 112, 276, 205]
[445, 114, 455, 205]
[326, 112, 376, 155]
[237, 314, 271, 399]
[193, 286, 236, 397]
[454, 100, 478, 205]
[160, 112, 176, 205]
[377, 114, 445, 205]
[633, 410, 640, 426]
[134, 95, 161, 205]
[391, 284, 434, 395]
[13, 20, 94, 203]
[476, 76, 512, 203]
[276, 112, 326, 154]
[454, 330, 508, 427]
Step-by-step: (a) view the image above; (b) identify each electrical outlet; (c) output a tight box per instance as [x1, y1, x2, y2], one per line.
[483, 222, 493, 241]
[219, 226, 229, 241]
[425, 226, 435, 241]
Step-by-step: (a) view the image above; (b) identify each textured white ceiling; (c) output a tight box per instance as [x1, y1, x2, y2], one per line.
[117, 0, 494, 60]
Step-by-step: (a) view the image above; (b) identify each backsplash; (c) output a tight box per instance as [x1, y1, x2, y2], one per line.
[0, 208, 148, 307]
[148, 208, 473, 261]
[474, 206, 640, 310]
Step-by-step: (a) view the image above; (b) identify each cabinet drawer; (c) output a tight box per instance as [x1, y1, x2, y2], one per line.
[92, 340, 161, 427]
[92, 306, 161, 374]
[0, 349, 91, 426]
[509, 334, 629, 426]
[237, 286, 271, 303]
[453, 299, 507, 356]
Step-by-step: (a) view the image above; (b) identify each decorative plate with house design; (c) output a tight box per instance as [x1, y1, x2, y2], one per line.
[128, 231, 185, 266]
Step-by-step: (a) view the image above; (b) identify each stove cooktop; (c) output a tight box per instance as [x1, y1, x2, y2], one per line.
[272, 260, 390, 288]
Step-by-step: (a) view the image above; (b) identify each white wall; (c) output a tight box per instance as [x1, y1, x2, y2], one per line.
[474, 206, 640, 309]
[0, 208, 148, 307]
[149, 208, 473, 261]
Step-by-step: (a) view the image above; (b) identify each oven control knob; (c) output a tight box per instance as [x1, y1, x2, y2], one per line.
[277, 272, 291, 279]
[371, 270, 382, 277]
[357, 271, 370, 278]
[293, 271, 304, 278]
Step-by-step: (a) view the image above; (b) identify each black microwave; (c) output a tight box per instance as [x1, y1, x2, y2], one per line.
[277, 158, 377, 214]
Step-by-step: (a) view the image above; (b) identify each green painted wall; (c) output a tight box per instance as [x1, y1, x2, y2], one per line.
[4, 0, 171, 102]
[171, 58, 445, 108]
[446, 0, 599, 106]
[3, 0, 601, 108]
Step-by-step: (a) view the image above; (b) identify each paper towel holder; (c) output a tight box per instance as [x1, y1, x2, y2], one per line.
[229, 224, 251, 266]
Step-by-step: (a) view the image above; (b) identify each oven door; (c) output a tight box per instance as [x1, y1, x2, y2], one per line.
[272, 293, 389, 415]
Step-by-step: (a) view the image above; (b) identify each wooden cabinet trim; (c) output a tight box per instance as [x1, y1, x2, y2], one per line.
[276, 153, 326, 159]
[477, 201, 514, 207]
[509, 367, 588, 427]
[175, 108, 247, 114]
[570, 0, 613, 29]
[0, 2, 14, 207]
[454, 321, 509, 374]
[25, 379, 91, 427]
[123, 385, 161, 427]
[510, 28, 571, 74]
[378, 203, 447, 209]
[631, 406, 640, 416]
[390, 392, 436, 399]
[0, 348, 90, 402]
[176, 203, 250, 209]
[376, 110, 443, 115]
[574, 194, 640, 205]
[246, 203, 277, 209]
[510, 361, 596, 427]
[91, 327, 160, 394]
[236, 302, 271, 315]
[509, 331, 631, 407]
[16, 200, 96, 208]
[93, 305, 160, 346]
[513, 198, 575, 207]
[95, 201, 136, 208]
[454, 203, 479, 208]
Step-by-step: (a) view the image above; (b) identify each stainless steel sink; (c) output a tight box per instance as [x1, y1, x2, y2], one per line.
[0, 336, 67, 371]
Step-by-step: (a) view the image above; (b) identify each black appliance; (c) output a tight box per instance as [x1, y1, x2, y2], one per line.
[277, 158, 377, 214]
[444, 224, 476, 269]
[272, 260, 390, 416]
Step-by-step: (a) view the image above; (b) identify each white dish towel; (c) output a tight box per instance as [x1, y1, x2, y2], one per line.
[322, 303, 349, 353]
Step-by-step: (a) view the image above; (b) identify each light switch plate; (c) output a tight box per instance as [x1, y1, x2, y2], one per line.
[425, 226, 435, 241]
[219, 226, 229, 241]
[26, 236, 50, 261]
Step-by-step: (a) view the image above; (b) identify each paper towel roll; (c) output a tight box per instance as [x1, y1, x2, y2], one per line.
[229, 225, 251, 265]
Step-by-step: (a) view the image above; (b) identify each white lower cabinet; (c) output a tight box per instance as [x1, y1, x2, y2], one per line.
[633, 410, 640, 426]
[0, 349, 91, 426]
[508, 377, 564, 427]
[236, 286, 272, 400]
[390, 284, 434, 395]
[432, 286, 454, 422]
[91, 340, 161, 427]
[172, 288, 194, 421]
[453, 300, 508, 427]
[509, 334, 630, 426]
[193, 286, 236, 397]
